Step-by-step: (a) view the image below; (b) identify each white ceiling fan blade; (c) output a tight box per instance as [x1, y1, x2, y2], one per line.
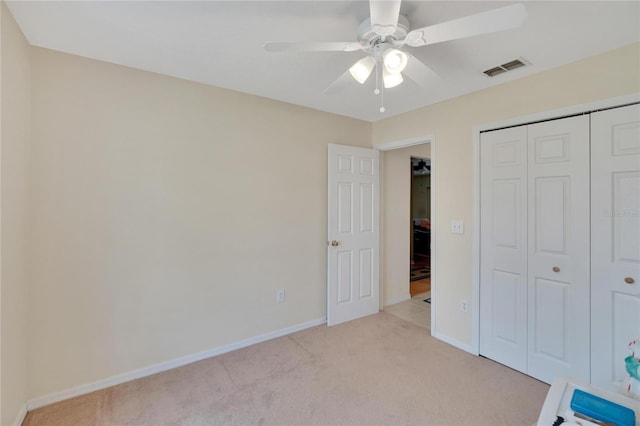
[369, 0, 402, 36]
[324, 69, 357, 95]
[264, 42, 363, 53]
[405, 4, 526, 47]
[402, 53, 441, 89]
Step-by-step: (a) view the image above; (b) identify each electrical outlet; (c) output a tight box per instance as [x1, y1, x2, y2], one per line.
[451, 220, 464, 234]
[277, 289, 285, 303]
[460, 299, 468, 313]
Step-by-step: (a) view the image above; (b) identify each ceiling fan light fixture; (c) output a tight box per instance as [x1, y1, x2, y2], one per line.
[349, 56, 376, 84]
[383, 48, 408, 74]
[383, 70, 403, 88]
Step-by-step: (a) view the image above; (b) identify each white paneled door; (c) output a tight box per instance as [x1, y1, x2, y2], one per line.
[591, 104, 640, 392]
[480, 114, 591, 384]
[327, 144, 380, 326]
[526, 115, 590, 384]
[479, 126, 529, 373]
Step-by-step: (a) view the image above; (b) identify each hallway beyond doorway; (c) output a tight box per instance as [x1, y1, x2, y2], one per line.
[410, 277, 430, 297]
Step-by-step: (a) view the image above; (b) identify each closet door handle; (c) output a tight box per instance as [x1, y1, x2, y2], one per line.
[552, 266, 560, 273]
[625, 277, 635, 284]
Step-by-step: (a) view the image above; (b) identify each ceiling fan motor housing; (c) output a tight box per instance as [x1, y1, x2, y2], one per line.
[357, 15, 410, 54]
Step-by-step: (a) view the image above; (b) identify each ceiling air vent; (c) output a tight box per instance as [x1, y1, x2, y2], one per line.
[483, 58, 528, 77]
[484, 67, 507, 77]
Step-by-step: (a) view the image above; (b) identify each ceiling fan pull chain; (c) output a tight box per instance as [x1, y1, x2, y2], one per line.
[380, 79, 386, 113]
[373, 61, 385, 112]
[374, 62, 381, 95]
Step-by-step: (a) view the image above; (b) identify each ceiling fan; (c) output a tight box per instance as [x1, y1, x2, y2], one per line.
[413, 159, 430, 175]
[265, 1, 526, 112]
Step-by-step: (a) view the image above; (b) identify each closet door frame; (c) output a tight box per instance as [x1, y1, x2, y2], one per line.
[471, 93, 640, 355]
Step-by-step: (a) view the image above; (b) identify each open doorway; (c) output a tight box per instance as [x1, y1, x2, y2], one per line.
[380, 140, 433, 331]
[410, 157, 431, 299]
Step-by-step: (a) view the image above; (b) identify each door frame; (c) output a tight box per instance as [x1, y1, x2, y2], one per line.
[375, 134, 436, 334]
[471, 92, 640, 355]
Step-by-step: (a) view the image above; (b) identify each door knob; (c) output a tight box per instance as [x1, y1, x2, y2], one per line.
[331, 240, 339, 247]
[552, 266, 560, 273]
[625, 277, 635, 284]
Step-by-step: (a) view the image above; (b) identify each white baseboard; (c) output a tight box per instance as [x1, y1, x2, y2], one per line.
[433, 331, 478, 355]
[27, 317, 326, 411]
[13, 402, 27, 426]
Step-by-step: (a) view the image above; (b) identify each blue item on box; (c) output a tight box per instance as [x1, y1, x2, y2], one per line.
[570, 389, 636, 426]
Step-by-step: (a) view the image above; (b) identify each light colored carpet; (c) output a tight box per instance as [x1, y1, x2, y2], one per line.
[23, 312, 549, 426]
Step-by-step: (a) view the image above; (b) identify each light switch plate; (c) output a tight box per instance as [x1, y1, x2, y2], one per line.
[451, 220, 464, 234]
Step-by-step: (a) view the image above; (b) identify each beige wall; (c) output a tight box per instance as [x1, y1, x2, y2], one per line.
[0, 2, 31, 424]
[28, 47, 371, 398]
[3, 9, 639, 409]
[381, 144, 430, 305]
[374, 42, 640, 346]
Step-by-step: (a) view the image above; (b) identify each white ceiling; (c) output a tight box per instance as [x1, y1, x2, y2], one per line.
[6, 1, 640, 122]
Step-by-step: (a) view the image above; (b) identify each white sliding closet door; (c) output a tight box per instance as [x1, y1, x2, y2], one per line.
[526, 116, 590, 384]
[480, 126, 528, 373]
[480, 115, 591, 384]
[591, 104, 640, 392]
